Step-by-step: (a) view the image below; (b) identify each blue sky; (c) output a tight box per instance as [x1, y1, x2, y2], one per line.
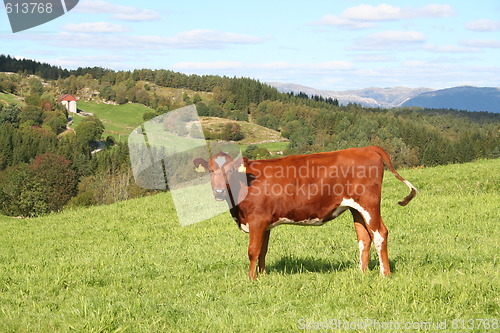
[1, 0, 499, 90]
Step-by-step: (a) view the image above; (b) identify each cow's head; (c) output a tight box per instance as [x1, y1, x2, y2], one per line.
[193, 152, 249, 203]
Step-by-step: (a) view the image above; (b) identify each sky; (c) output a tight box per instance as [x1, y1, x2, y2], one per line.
[1, 0, 499, 91]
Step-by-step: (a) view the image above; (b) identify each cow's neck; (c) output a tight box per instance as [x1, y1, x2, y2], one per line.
[229, 205, 240, 224]
[226, 180, 245, 228]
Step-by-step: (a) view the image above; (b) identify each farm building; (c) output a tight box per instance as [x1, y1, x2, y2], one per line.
[58, 94, 78, 113]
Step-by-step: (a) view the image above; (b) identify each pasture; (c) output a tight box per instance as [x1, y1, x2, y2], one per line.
[74, 102, 155, 141]
[0, 92, 22, 106]
[0, 159, 498, 332]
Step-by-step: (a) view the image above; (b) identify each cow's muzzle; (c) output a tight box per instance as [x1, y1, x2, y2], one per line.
[213, 189, 226, 201]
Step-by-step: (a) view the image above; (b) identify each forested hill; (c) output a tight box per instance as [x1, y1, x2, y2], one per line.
[1, 53, 498, 163]
[402, 86, 500, 113]
[0, 54, 499, 217]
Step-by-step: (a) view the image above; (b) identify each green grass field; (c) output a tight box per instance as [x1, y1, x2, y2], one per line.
[74, 102, 155, 141]
[72, 103, 289, 149]
[239, 141, 290, 154]
[0, 92, 23, 106]
[0, 159, 498, 332]
[201, 116, 287, 145]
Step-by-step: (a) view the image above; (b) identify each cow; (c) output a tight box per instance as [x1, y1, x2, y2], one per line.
[193, 146, 416, 280]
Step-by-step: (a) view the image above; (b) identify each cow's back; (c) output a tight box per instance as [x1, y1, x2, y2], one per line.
[241, 147, 385, 223]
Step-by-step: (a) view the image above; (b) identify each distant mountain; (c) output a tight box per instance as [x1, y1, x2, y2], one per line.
[267, 82, 432, 108]
[402, 86, 500, 113]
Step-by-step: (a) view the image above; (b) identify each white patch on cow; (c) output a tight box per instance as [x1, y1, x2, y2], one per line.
[373, 230, 387, 275]
[340, 198, 371, 226]
[268, 217, 324, 230]
[358, 240, 365, 270]
[214, 156, 227, 168]
[240, 222, 249, 233]
[373, 230, 384, 250]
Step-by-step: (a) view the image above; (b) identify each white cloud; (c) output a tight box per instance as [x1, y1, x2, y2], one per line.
[167, 30, 266, 47]
[424, 44, 480, 53]
[313, 4, 455, 29]
[461, 39, 500, 48]
[350, 31, 425, 50]
[417, 4, 455, 18]
[62, 22, 129, 33]
[341, 4, 405, 21]
[355, 54, 394, 62]
[127, 30, 266, 49]
[466, 19, 500, 32]
[74, 0, 160, 21]
[10, 29, 267, 50]
[41, 55, 126, 69]
[314, 14, 375, 30]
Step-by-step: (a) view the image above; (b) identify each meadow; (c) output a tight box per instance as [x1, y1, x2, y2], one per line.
[72, 102, 289, 154]
[0, 92, 22, 106]
[74, 102, 155, 141]
[0, 159, 498, 332]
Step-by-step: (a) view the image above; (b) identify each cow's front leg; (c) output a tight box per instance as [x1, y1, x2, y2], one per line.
[258, 230, 271, 274]
[247, 223, 267, 280]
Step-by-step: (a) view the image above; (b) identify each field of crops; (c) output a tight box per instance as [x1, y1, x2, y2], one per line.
[0, 159, 498, 332]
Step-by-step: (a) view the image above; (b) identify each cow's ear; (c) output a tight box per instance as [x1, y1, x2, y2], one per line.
[236, 157, 249, 173]
[193, 158, 209, 173]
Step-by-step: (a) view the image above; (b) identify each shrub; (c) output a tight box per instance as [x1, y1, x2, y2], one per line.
[221, 122, 244, 141]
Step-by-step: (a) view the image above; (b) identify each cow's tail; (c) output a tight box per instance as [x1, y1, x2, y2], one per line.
[372, 146, 417, 206]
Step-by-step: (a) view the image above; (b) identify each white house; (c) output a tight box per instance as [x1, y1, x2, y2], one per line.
[58, 94, 77, 113]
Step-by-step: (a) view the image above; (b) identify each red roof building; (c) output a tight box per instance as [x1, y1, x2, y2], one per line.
[57, 94, 77, 102]
[57, 94, 78, 113]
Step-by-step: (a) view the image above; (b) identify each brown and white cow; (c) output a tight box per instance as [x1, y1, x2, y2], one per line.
[193, 146, 416, 279]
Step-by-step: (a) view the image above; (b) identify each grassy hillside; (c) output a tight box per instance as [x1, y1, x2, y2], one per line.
[0, 91, 23, 106]
[74, 101, 155, 141]
[71, 102, 288, 150]
[201, 116, 287, 146]
[0, 159, 498, 332]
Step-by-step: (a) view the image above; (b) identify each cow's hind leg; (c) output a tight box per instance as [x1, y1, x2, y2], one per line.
[351, 208, 372, 272]
[371, 218, 390, 276]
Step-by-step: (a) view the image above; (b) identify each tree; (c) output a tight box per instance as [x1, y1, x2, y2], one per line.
[29, 78, 44, 96]
[143, 111, 156, 122]
[0, 163, 32, 216]
[192, 93, 202, 104]
[115, 85, 128, 104]
[75, 116, 105, 150]
[19, 105, 44, 125]
[196, 102, 209, 116]
[100, 84, 116, 101]
[0, 123, 15, 169]
[244, 145, 270, 159]
[221, 122, 244, 141]
[0, 104, 20, 126]
[29, 153, 78, 212]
